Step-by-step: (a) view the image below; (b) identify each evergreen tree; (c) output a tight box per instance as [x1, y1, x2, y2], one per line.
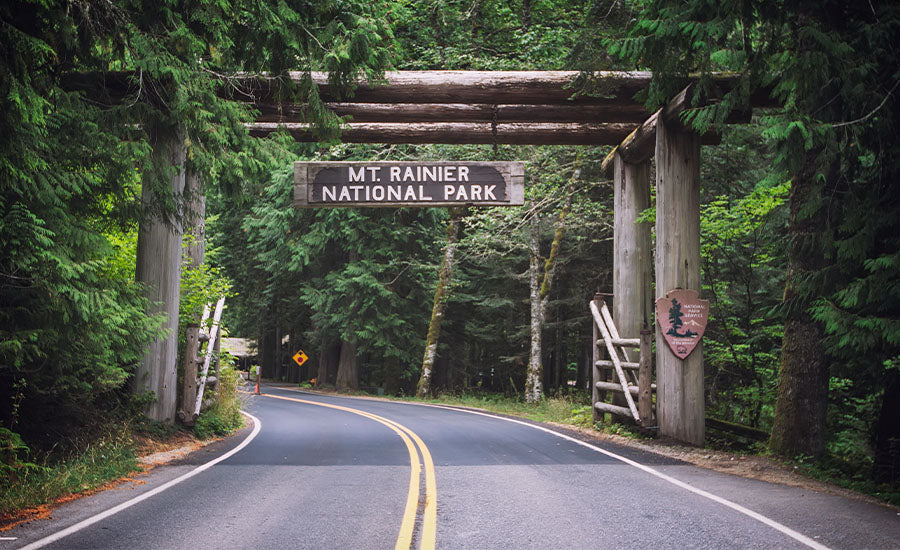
[603, 0, 900, 468]
[1, 0, 395, 438]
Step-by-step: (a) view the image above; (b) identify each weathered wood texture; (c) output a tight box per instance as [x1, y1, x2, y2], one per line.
[592, 298, 602, 423]
[706, 417, 769, 441]
[602, 111, 661, 173]
[237, 71, 654, 105]
[595, 380, 656, 395]
[133, 128, 185, 424]
[600, 84, 749, 176]
[194, 297, 225, 418]
[253, 122, 638, 145]
[613, 155, 652, 340]
[655, 116, 704, 446]
[294, 161, 525, 208]
[593, 402, 633, 417]
[638, 330, 654, 426]
[613, 157, 655, 430]
[590, 300, 639, 421]
[254, 102, 652, 124]
[595, 359, 640, 370]
[65, 70, 773, 109]
[179, 324, 200, 426]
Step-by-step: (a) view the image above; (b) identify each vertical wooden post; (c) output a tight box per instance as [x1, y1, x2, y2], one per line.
[134, 126, 186, 424]
[591, 295, 601, 423]
[638, 329, 653, 425]
[655, 117, 704, 445]
[179, 324, 200, 426]
[212, 326, 221, 397]
[612, 153, 652, 423]
[613, 153, 652, 337]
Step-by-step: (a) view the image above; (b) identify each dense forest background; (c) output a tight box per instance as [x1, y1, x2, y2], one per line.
[1, 0, 897, 498]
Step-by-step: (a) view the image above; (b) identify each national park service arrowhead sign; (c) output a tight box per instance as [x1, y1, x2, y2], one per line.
[655, 289, 709, 360]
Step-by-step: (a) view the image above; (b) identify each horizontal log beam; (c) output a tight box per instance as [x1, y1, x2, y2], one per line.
[596, 381, 656, 395]
[248, 122, 640, 145]
[236, 70, 654, 105]
[253, 102, 652, 124]
[601, 83, 751, 175]
[596, 337, 642, 348]
[595, 359, 641, 370]
[601, 86, 698, 172]
[706, 417, 769, 441]
[593, 401, 635, 418]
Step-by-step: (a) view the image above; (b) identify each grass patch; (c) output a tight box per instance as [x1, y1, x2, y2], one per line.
[792, 454, 900, 506]
[0, 426, 139, 517]
[193, 365, 244, 440]
[418, 391, 594, 426]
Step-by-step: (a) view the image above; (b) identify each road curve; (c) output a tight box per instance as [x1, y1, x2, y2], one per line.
[3, 385, 899, 549]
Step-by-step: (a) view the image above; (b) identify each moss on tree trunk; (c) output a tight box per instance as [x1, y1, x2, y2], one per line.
[416, 208, 464, 398]
[769, 158, 829, 459]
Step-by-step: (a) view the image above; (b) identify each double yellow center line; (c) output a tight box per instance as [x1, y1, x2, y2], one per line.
[262, 393, 437, 550]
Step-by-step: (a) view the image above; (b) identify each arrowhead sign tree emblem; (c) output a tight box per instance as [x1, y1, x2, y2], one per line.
[655, 289, 709, 360]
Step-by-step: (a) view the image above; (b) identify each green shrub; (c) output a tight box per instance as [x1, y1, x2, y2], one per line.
[193, 365, 244, 440]
[0, 426, 137, 515]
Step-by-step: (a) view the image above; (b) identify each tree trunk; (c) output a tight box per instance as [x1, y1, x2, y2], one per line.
[525, 170, 575, 403]
[577, 335, 590, 392]
[520, 0, 532, 30]
[288, 328, 299, 382]
[416, 208, 463, 397]
[526, 216, 545, 403]
[274, 322, 283, 382]
[335, 339, 359, 390]
[260, 328, 276, 379]
[133, 126, 186, 424]
[873, 368, 900, 486]
[179, 170, 205, 421]
[769, 159, 829, 459]
[316, 334, 329, 384]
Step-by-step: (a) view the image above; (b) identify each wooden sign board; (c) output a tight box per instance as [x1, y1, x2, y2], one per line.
[655, 289, 709, 360]
[294, 161, 525, 208]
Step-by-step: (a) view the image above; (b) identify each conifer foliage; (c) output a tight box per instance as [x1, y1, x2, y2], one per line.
[1, 0, 393, 444]
[606, 0, 899, 471]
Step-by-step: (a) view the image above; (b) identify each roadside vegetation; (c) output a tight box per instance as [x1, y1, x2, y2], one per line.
[2, 0, 897, 521]
[1, 426, 138, 519]
[0, 356, 245, 522]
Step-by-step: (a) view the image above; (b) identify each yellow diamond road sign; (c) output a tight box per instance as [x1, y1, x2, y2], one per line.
[292, 350, 308, 367]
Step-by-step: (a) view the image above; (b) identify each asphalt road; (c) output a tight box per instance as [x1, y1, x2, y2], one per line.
[3, 385, 899, 549]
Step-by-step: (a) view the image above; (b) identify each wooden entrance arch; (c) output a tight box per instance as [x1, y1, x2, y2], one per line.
[242, 70, 749, 446]
[72, 70, 765, 444]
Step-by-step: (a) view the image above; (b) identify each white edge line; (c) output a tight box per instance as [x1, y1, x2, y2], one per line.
[274, 390, 831, 549]
[18, 411, 262, 550]
[422, 404, 832, 550]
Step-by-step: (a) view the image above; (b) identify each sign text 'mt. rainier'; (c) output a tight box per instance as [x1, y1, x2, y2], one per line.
[294, 161, 525, 208]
